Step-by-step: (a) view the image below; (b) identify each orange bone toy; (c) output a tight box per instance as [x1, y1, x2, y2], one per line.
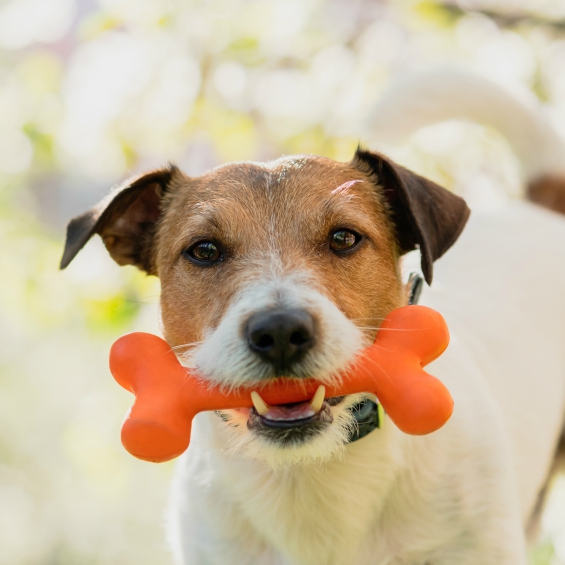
[110, 305, 452, 463]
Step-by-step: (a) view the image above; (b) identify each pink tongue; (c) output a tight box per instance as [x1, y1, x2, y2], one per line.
[265, 401, 315, 421]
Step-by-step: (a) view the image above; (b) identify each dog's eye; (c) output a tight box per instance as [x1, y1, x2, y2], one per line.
[330, 229, 360, 252]
[184, 241, 222, 264]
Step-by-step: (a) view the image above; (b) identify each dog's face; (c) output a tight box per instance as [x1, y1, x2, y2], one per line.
[61, 149, 469, 466]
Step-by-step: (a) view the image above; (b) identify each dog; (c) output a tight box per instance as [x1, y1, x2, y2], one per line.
[61, 70, 565, 564]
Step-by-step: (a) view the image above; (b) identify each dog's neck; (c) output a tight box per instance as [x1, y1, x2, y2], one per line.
[200, 412, 408, 565]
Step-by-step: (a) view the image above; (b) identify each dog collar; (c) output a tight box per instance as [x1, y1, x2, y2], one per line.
[347, 399, 385, 442]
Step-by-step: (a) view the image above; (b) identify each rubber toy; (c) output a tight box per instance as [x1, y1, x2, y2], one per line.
[110, 305, 452, 463]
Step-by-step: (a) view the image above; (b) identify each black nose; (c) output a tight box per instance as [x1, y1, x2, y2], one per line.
[246, 309, 315, 373]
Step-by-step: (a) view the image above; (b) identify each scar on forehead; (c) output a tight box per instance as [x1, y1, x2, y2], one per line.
[331, 179, 364, 195]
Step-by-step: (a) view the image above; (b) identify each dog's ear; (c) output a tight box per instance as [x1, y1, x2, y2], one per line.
[60, 164, 183, 274]
[352, 148, 470, 284]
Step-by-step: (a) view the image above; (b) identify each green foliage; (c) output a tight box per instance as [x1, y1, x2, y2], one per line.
[530, 540, 555, 565]
[414, 1, 462, 29]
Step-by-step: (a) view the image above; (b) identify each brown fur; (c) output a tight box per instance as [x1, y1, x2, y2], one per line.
[528, 175, 565, 215]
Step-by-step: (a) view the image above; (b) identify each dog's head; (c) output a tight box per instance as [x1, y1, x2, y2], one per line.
[62, 149, 469, 466]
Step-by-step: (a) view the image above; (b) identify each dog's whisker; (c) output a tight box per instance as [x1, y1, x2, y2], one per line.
[172, 341, 203, 352]
[350, 315, 387, 319]
[356, 326, 422, 332]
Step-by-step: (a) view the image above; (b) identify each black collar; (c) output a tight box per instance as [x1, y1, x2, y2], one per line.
[347, 272, 424, 444]
[347, 399, 382, 442]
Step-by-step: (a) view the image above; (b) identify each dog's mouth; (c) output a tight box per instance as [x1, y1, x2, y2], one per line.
[245, 386, 345, 446]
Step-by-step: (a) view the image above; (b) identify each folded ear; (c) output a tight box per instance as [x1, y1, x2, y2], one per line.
[60, 164, 183, 274]
[352, 148, 470, 284]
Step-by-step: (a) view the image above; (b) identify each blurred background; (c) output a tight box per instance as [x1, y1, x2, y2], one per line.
[1, 0, 565, 563]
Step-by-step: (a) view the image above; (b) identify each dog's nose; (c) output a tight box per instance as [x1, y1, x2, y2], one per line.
[246, 309, 315, 373]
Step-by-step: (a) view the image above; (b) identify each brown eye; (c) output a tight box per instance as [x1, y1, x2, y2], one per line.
[184, 241, 222, 264]
[330, 229, 360, 252]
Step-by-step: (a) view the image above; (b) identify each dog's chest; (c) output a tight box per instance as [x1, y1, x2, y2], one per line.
[173, 413, 481, 565]
[218, 436, 408, 565]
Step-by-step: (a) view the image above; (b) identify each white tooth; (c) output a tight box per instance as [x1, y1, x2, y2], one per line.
[309, 385, 325, 413]
[251, 391, 270, 416]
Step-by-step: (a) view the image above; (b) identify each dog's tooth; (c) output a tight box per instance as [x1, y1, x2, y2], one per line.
[309, 385, 325, 413]
[251, 391, 270, 416]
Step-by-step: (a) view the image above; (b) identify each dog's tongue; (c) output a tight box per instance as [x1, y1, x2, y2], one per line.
[263, 401, 316, 421]
[252, 385, 325, 421]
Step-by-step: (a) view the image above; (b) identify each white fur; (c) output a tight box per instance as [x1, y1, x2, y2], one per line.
[168, 71, 565, 564]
